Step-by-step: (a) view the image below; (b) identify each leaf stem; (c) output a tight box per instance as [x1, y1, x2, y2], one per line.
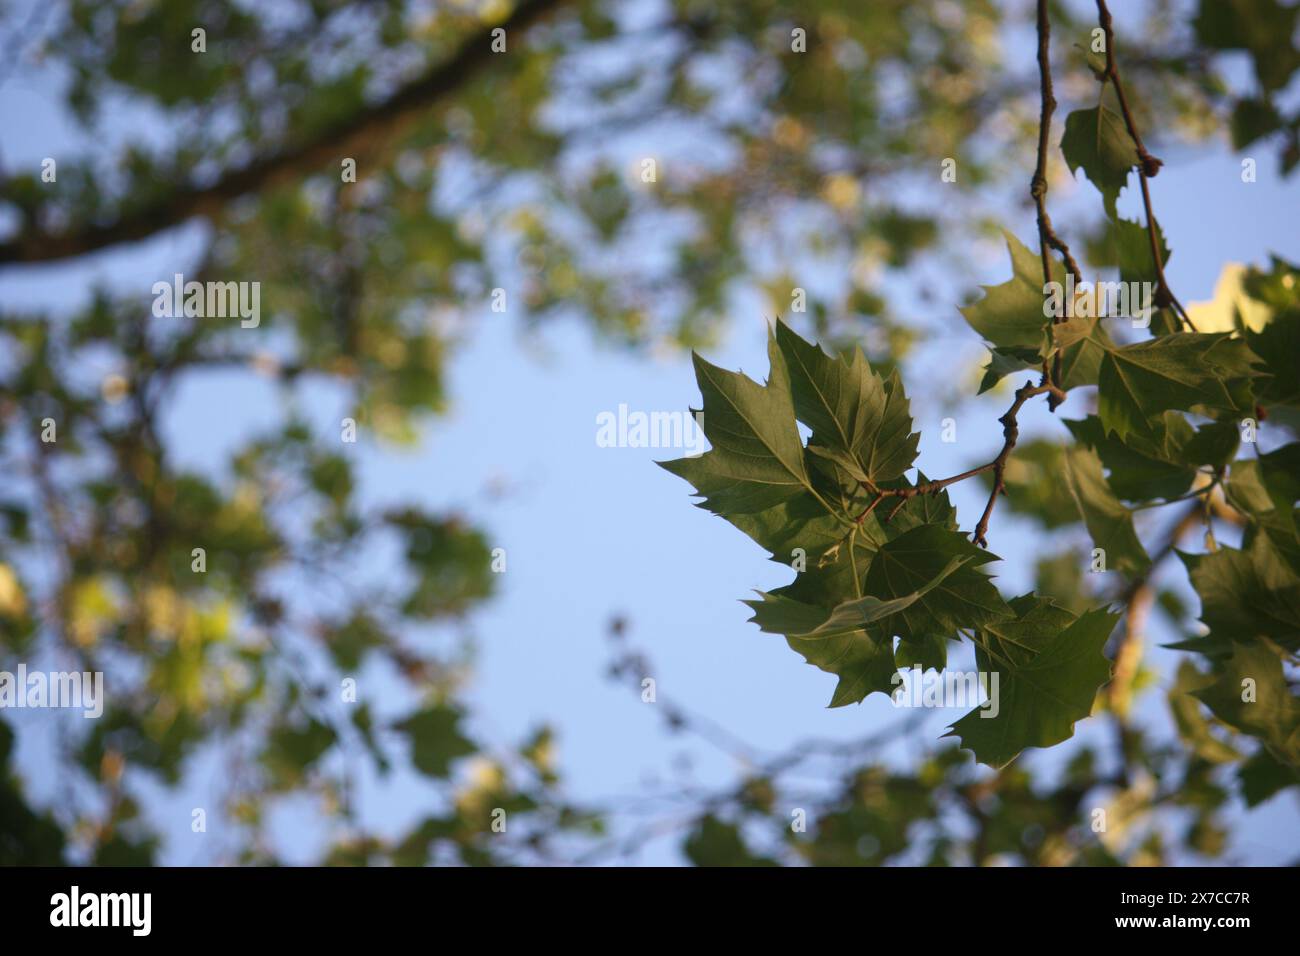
[1128, 473, 1221, 511]
[849, 526, 863, 598]
[853, 493, 885, 525]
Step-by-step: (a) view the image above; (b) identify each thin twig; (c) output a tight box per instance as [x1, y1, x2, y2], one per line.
[970, 380, 1057, 547]
[1095, 0, 1197, 332]
[1031, 0, 1084, 409]
[862, 379, 1061, 547]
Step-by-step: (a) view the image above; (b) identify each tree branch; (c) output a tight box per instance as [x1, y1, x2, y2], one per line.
[1031, 0, 1083, 410]
[0, 0, 571, 267]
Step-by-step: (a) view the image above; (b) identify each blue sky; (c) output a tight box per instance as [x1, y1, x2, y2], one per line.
[2, 0, 1299, 865]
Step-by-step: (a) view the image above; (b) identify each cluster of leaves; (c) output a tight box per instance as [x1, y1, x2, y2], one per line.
[664, 321, 1120, 767]
[670, 254, 1300, 858]
[984, 47, 1300, 793]
[656, 0, 1300, 850]
[665, 29, 1300, 815]
[657, 266, 1300, 860]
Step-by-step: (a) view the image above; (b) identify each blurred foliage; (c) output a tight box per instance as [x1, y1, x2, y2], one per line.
[0, 0, 1296, 865]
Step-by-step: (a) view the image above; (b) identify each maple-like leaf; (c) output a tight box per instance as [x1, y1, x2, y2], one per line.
[746, 554, 969, 641]
[966, 233, 1113, 393]
[1248, 309, 1300, 412]
[659, 335, 823, 517]
[1096, 333, 1256, 442]
[1060, 106, 1139, 219]
[773, 320, 919, 486]
[946, 600, 1118, 768]
[960, 231, 1060, 357]
[1182, 534, 1300, 652]
[860, 524, 1015, 643]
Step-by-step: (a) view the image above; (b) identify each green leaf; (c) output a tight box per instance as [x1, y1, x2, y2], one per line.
[980, 320, 1113, 393]
[946, 603, 1118, 768]
[1226, 445, 1300, 539]
[1226, 458, 1275, 517]
[966, 235, 1112, 393]
[861, 524, 1014, 643]
[774, 321, 919, 485]
[1258, 444, 1300, 529]
[1060, 106, 1139, 219]
[983, 594, 1078, 657]
[745, 590, 898, 641]
[978, 346, 1040, 394]
[1193, 0, 1300, 92]
[752, 553, 971, 707]
[873, 369, 922, 483]
[1239, 748, 1300, 806]
[1181, 420, 1243, 469]
[1052, 313, 1114, 389]
[784, 623, 899, 708]
[1114, 217, 1171, 289]
[978, 440, 1078, 529]
[1065, 414, 1197, 502]
[392, 705, 476, 778]
[960, 231, 1060, 356]
[1065, 411, 1236, 489]
[1097, 333, 1256, 442]
[1074, 41, 1109, 81]
[1247, 309, 1300, 410]
[769, 531, 875, 611]
[660, 338, 812, 514]
[1193, 644, 1300, 766]
[1240, 255, 1300, 313]
[866, 471, 961, 539]
[1035, 551, 1094, 615]
[1232, 97, 1284, 148]
[262, 718, 338, 786]
[895, 632, 949, 672]
[1063, 446, 1151, 574]
[1168, 661, 1243, 765]
[664, 458, 843, 560]
[746, 554, 969, 640]
[1112, 221, 1179, 335]
[1181, 535, 1300, 652]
